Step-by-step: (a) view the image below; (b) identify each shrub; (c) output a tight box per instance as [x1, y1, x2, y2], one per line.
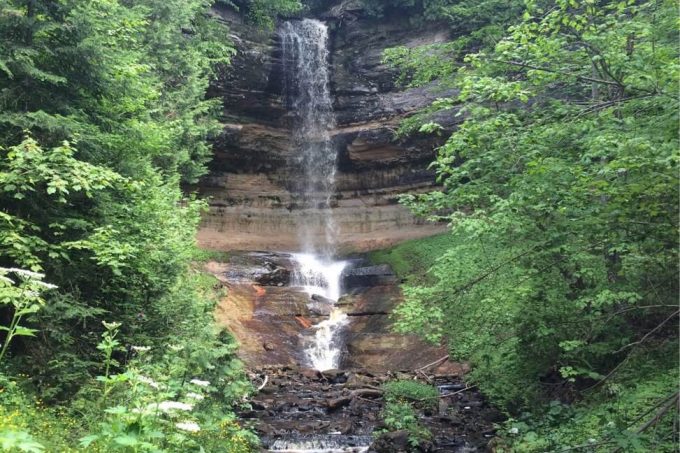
[381, 402, 432, 449]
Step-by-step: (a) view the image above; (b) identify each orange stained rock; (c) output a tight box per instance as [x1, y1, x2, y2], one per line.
[252, 285, 266, 297]
[295, 316, 312, 329]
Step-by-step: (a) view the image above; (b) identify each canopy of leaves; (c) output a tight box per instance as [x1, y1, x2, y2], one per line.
[0, 0, 239, 397]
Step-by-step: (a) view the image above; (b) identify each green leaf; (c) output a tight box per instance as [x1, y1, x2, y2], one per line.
[114, 435, 140, 447]
[12, 326, 38, 337]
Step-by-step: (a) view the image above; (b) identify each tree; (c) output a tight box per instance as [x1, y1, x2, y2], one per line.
[388, 0, 678, 448]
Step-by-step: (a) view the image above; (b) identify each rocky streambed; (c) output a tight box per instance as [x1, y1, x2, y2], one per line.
[240, 366, 501, 452]
[207, 252, 503, 451]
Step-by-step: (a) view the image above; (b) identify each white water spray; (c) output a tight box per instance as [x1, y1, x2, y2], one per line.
[291, 253, 348, 371]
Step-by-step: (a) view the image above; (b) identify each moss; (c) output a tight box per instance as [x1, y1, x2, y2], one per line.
[368, 233, 454, 284]
[191, 247, 231, 263]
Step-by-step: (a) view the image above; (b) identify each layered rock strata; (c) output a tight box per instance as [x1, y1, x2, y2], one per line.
[198, 5, 458, 252]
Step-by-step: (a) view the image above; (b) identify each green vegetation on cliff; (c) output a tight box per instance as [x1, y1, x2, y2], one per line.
[369, 233, 454, 285]
[374, 0, 679, 451]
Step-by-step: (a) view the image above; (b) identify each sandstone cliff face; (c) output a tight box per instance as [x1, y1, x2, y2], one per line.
[198, 4, 456, 252]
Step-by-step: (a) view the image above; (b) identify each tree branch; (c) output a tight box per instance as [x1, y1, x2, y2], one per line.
[493, 59, 623, 87]
[417, 355, 449, 371]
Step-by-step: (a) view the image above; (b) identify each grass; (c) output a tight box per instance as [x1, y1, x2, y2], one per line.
[383, 380, 440, 410]
[190, 247, 231, 262]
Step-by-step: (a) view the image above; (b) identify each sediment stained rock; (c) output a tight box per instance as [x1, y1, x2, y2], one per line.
[209, 252, 450, 371]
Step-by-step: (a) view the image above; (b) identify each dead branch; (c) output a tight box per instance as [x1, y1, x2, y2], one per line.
[610, 392, 679, 453]
[586, 310, 679, 391]
[417, 355, 449, 371]
[417, 368, 434, 384]
[633, 393, 679, 434]
[613, 309, 679, 354]
[440, 384, 477, 399]
[351, 388, 383, 398]
[256, 375, 268, 391]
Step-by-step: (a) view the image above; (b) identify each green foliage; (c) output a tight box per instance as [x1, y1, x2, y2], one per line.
[380, 401, 432, 449]
[242, 0, 303, 29]
[379, 379, 437, 449]
[368, 233, 454, 285]
[383, 380, 439, 410]
[0, 268, 56, 363]
[0, 264, 257, 452]
[0, 430, 44, 453]
[76, 321, 257, 452]
[498, 358, 678, 452]
[0, 0, 233, 184]
[383, 0, 679, 450]
[0, 1, 257, 450]
[381, 1, 523, 87]
[0, 373, 80, 451]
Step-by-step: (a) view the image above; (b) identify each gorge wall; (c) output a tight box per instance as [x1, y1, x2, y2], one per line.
[197, 3, 458, 253]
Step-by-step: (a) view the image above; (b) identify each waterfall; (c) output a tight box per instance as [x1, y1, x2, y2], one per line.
[280, 20, 347, 371]
[281, 19, 338, 258]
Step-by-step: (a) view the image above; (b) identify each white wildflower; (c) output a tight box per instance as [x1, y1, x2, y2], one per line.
[4, 268, 45, 279]
[190, 379, 210, 387]
[186, 392, 204, 400]
[132, 345, 151, 353]
[154, 401, 193, 412]
[102, 321, 122, 330]
[33, 280, 58, 290]
[136, 375, 160, 389]
[509, 427, 519, 435]
[169, 344, 184, 352]
[175, 421, 200, 432]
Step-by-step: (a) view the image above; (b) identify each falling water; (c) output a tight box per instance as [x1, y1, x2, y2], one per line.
[281, 20, 347, 371]
[281, 19, 338, 258]
[291, 253, 348, 371]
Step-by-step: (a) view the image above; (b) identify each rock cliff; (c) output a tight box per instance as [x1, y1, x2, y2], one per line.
[197, 4, 458, 252]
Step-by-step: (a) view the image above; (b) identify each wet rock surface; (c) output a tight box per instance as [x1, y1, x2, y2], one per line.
[341, 265, 398, 289]
[240, 366, 499, 452]
[209, 252, 450, 371]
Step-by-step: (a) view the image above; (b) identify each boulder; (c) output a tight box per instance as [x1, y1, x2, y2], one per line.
[311, 293, 335, 304]
[371, 430, 410, 452]
[255, 262, 291, 286]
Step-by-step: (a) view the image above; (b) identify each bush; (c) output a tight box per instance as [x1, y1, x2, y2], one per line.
[381, 402, 432, 449]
